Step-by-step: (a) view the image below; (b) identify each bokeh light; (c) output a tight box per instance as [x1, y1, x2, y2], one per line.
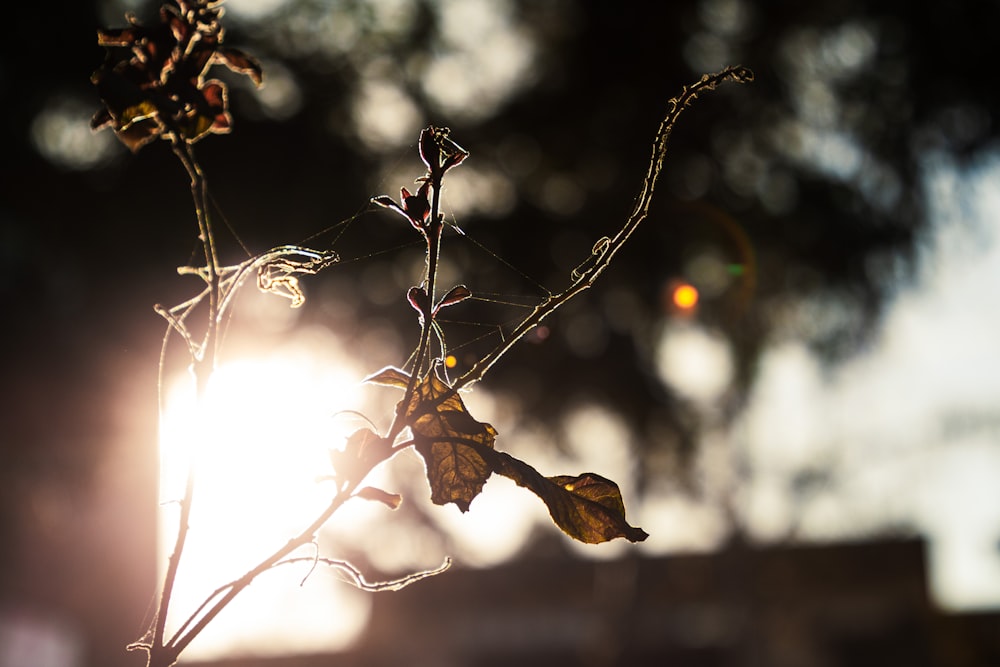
[672, 283, 699, 310]
[30, 95, 120, 170]
[655, 323, 734, 405]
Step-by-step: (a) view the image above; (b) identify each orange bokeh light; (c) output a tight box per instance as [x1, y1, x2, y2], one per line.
[672, 283, 699, 310]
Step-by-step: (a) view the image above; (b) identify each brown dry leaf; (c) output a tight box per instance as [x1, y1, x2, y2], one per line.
[364, 366, 411, 389]
[405, 371, 497, 512]
[355, 486, 403, 510]
[487, 452, 648, 544]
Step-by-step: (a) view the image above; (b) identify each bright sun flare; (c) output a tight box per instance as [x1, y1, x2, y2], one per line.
[158, 349, 373, 660]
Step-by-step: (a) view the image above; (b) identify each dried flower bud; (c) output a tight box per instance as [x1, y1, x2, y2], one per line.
[407, 286, 430, 316]
[418, 127, 440, 173]
[401, 183, 431, 226]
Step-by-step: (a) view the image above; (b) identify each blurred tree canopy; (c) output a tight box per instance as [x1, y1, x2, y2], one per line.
[2, 0, 999, 542]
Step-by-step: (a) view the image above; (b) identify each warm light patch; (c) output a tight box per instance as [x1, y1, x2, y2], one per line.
[655, 323, 734, 404]
[444, 354, 458, 369]
[31, 94, 119, 169]
[158, 347, 373, 660]
[672, 283, 700, 310]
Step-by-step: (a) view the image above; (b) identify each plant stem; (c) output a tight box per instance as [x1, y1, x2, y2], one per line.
[390, 174, 445, 443]
[148, 140, 223, 667]
[416, 214, 443, 377]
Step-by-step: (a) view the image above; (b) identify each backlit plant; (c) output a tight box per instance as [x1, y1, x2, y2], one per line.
[92, 2, 752, 665]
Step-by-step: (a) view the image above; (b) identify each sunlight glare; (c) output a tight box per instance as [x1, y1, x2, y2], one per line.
[158, 347, 373, 660]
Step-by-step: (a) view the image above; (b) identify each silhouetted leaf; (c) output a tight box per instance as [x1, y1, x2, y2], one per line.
[435, 284, 472, 312]
[175, 80, 231, 143]
[421, 126, 469, 177]
[201, 80, 229, 125]
[216, 47, 263, 86]
[371, 195, 397, 208]
[363, 366, 411, 389]
[418, 126, 439, 172]
[91, 110, 112, 133]
[389, 369, 646, 542]
[329, 427, 388, 486]
[119, 100, 159, 129]
[485, 451, 648, 544]
[356, 486, 402, 510]
[405, 371, 497, 512]
[400, 183, 431, 228]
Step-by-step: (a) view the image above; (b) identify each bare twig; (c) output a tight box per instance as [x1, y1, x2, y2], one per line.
[165, 486, 353, 656]
[148, 140, 220, 667]
[455, 65, 753, 391]
[275, 555, 453, 592]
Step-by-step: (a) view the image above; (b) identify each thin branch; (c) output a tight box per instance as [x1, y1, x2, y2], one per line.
[298, 540, 321, 586]
[159, 579, 235, 653]
[389, 176, 446, 445]
[153, 304, 201, 359]
[150, 139, 225, 667]
[275, 556, 453, 592]
[164, 427, 407, 656]
[167, 484, 354, 655]
[455, 65, 753, 391]
[163, 552, 450, 647]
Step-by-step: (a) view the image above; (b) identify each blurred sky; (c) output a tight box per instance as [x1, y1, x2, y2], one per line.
[732, 150, 1000, 609]
[3, 0, 1000, 664]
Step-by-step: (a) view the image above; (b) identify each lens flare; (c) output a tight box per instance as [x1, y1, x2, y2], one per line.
[672, 283, 700, 310]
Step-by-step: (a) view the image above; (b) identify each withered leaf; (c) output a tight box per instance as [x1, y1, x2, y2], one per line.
[405, 371, 497, 512]
[356, 486, 402, 510]
[363, 366, 411, 389]
[118, 100, 159, 129]
[216, 47, 263, 86]
[91, 107, 113, 131]
[329, 427, 387, 485]
[377, 367, 647, 543]
[435, 284, 472, 312]
[97, 27, 139, 47]
[487, 452, 648, 544]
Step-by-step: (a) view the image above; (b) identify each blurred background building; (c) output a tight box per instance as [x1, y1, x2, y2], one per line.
[1, 0, 999, 665]
[194, 539, 1000, 667]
